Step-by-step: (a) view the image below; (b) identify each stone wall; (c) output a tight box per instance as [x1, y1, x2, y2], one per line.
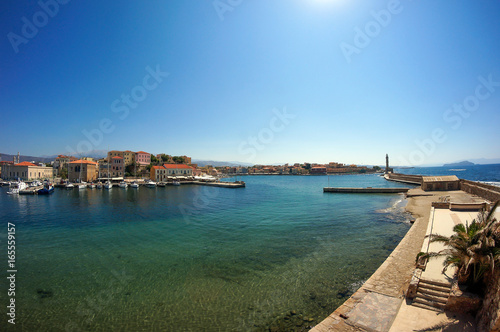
[460, 180, 500, 203]
[477, 269, 500, 332]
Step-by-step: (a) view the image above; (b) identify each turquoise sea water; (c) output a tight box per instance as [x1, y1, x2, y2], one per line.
[2, 174, 415, 331]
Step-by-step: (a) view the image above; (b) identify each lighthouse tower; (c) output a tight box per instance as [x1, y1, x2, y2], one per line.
[385, 154, 389, 174]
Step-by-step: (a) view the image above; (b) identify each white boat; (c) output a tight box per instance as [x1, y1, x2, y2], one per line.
[7, 181, 28, 195]
[65, 182, 74, 189]
[104, 181, 113, 189]
[130, 182, 139, 188]
[78, 182, 87, 189]
[96, 182, 103, 189]
[157, 182, 166, 187]
[119, 181, 128, 188]
[145, 180, 156, 187]
[30, 180, 42, 187]
[172, 180, 180, 186]
[88, 182, 96, 189]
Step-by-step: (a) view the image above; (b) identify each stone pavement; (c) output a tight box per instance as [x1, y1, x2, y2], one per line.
[310, 189, 487, 332]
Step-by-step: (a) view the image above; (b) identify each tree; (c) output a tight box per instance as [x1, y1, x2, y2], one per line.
[150, 154, 158, 164]
[373, 166, 381, 171]
[172, 156, 185, 164]
[427, 201, 500, 289]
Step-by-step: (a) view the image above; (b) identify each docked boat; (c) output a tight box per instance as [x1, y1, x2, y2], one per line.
[37, 183, 54, 195]
[88, 182, 96, 189]
[7, 181, 28, 195]
[130, 181, 139, 188]
[96, 182, 103, 189]
[65, 181, 74, 189]
[157, 182, 166, 187]
[145, 180, 156, 187]
[119, 181, 128, 188]
[77, 182, 87, 189]
[172, 180, 180, 186]
[30, 180, 43, 187]
[104, 181, 113, 189]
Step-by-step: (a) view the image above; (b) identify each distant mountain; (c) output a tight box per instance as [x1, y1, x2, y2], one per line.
[443, 160, 475, 167]
[192, 159, 253, 167]
[1, 153, 54, 164]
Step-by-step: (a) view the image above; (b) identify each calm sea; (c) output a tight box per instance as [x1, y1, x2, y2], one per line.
[1, 166, 498, 331]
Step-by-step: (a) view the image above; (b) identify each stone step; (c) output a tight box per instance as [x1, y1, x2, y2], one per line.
[417, 282, 451, 294]
[412, 301, 444, 313]
[413, 297, 446, 310]
[415, 292, 448, 304]
[417, 288, 450, 299]
[419, 278, 452, 289]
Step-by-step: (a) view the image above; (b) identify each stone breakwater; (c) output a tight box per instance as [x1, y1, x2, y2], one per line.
[311, 189, 465, 332]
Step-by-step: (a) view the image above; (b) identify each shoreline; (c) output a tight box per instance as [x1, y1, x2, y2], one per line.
[310, 189, 454, 331]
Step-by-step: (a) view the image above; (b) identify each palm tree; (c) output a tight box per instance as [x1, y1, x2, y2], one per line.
[427, 201, 499, 288]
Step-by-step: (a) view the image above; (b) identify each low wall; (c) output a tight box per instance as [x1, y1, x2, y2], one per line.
[460, 180, 500, 203]
[477, 269, 500, 332]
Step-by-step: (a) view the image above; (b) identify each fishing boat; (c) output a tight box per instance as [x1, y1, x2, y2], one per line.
[119, 181, 128, 188]
[7, 180, 28, 195]
[30, 180, 42, 187]
[145, 180, 156, 187]
[37, 183, 54, 195]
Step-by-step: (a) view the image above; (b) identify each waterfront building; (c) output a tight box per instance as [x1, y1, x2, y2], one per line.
[0, 161, 14, 178]
[150, 164, 193, 181]
[311, 166, 327, 175]
[111, 156, 124, 178]
[2, 161, 53, 180]
[68, 160, 98, 182]
[135, 151, 151, 166]
[421, 175, 460, 191]
[123, 150, 135, 166]
[53, 155, 78, 173]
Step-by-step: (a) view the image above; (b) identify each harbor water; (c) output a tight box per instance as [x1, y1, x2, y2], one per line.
[1, 166, 498, 331]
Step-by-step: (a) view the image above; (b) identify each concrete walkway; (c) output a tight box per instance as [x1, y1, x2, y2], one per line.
[311, 189, 488, 332]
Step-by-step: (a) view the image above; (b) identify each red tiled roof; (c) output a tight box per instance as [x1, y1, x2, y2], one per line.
[136, 151, 149, 154]
[69, 159, 98, 165]
[15, 161, 38, 166]
[163, 164, 192, 169]
[112, 156, 123, 159]
[152, 166, 163, 170]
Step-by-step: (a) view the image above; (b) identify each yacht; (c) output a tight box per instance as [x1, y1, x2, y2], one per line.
[119, 181, 128, 188]
[145, 180, 156, 188]
[65, 181, 74, 189]
[96, 182, 103, 189]
[104, 181, 113, 189]
[7, 180, 28, 195]
[30, 180, 42, 187]
[130, 181, 139, 188]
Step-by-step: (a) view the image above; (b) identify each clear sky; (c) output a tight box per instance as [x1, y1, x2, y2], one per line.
[1, 0, 499, 166]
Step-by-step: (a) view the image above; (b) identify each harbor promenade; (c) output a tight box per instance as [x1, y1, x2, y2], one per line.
[311, 189, 485, 332]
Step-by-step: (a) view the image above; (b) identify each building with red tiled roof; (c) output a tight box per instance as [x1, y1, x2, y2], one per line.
[68, 160, 98, 182]
[2, 161, 54, 180]
[135, 151, 151, 167]
[150, 164, 193, 181]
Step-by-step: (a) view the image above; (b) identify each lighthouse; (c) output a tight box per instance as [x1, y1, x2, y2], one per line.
[385, 154, 389, 174]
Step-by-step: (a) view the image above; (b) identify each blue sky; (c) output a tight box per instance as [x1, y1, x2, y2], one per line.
[1, 0, 499, 166]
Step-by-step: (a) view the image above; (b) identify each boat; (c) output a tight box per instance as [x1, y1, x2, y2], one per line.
[145, 180, 156, 187]
[104, 181, 113, 189]
[37, 183, 54, 195]
[129, 160, 139, 188]
[88, 182, 96, 189]
[172, 180, 180, 186]
[77, 159, 87, 189]
[7, 180, 28, 195]
[119, 181, 128, 188]
[30, 180, 42, 187]
[96, 182, 103, 189]
[65, 181, 74, 189]
[130, 181, 139, 188]
[157, 182, 166, 187]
